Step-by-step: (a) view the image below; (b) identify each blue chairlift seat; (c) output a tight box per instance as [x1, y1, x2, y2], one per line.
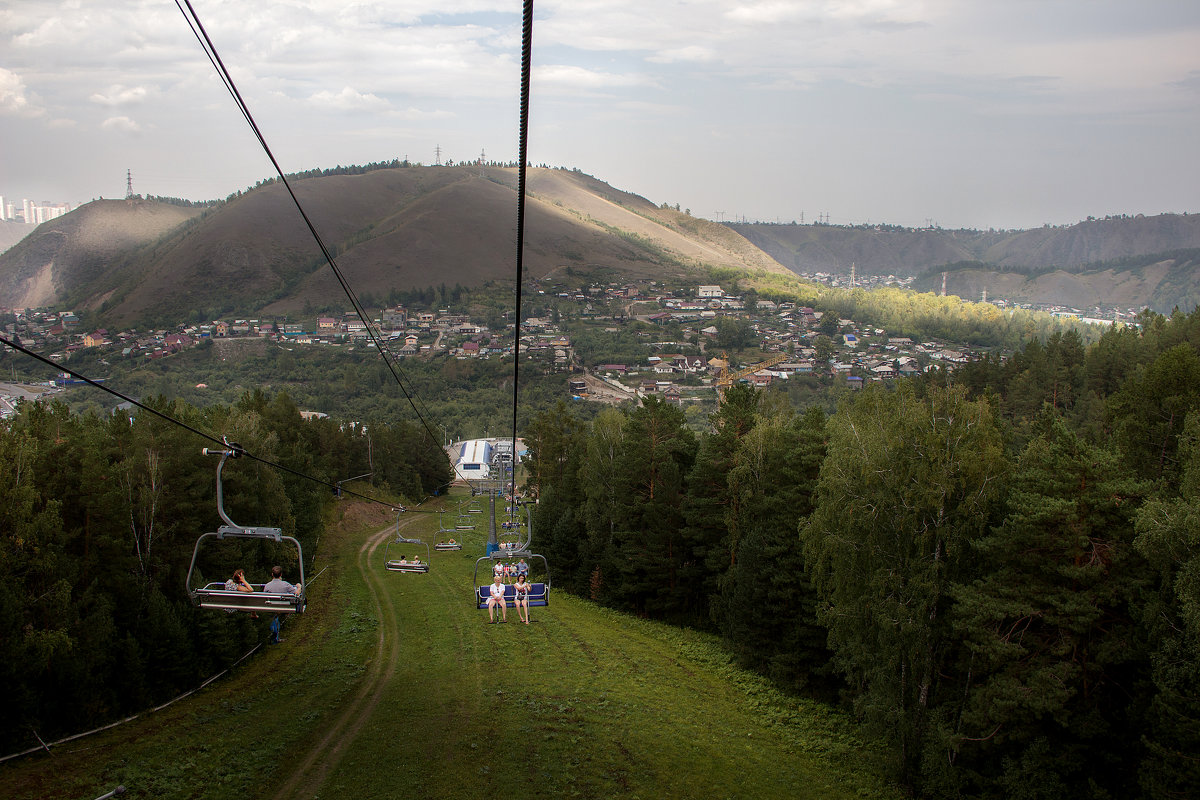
[475, 582, 548, 609]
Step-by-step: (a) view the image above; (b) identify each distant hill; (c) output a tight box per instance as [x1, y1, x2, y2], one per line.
[731, 214, 1200, 312]
[2, 164, 1198, 321]
[0, 167, 791, 325]
[0, 201, 203, 310]
[0, 220, 38, 256]
[910, 249, 1200, 313]
[730, 215, 1200, 277]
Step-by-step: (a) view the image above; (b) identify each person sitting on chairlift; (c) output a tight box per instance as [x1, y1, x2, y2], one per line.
[226, 568, 254, 593]
[513, 574, 532, 625]
[224, 568, 257, 618]
[487, 575, 508, 623]
[493, 560, 506, 583]
[262, 565, 300, 644]
[263, 565, 301, 596]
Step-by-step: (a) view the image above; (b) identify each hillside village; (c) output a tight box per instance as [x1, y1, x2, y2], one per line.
[0, 277, 998, 418]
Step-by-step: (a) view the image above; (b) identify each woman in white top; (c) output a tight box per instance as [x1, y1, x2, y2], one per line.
[486, 575, 508, 623]
[513, 574, 532, 624]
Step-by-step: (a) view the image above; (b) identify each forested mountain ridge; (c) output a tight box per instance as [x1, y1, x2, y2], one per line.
[732, 213, 1200, 276]
[0, 166, 792, 326]
[733, 214, 1200, 312]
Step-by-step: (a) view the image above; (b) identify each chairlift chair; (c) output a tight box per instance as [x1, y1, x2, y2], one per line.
[473, 551, 550, 609]
[384, 510, 431, 572]
[186, 444, 306, 614]
[434, 513, 463, 550]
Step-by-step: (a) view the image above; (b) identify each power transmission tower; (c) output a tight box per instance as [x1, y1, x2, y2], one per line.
[125, 169, 134, 204]
[435, 144, 442, 166]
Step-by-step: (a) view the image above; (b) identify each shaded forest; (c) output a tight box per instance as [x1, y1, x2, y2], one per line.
[527, 307, 1200, 799]
[0, 391, 451, 753]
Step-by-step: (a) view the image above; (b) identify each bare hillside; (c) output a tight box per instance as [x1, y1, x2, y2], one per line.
[0, 166, 794, 324]
[0, 201, 202, 309]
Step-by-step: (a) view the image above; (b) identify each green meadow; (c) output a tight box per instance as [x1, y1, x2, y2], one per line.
[2, 494, 897, 800]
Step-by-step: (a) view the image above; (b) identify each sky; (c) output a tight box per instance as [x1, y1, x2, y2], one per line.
[2, 0, 1199, 231]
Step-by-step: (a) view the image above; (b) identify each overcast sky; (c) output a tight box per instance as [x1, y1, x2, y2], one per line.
[2, 0, 1198, 230]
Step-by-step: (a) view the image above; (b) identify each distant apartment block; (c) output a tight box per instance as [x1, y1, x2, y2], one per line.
[0, 193, 72, 223]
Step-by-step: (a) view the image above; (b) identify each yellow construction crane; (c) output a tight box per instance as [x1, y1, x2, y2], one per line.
[716, 352, 787, 391]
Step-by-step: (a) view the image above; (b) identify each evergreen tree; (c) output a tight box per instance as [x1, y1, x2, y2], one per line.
[681, 383, 759, 627]
[947, 417, 1151, 798]
[607, 396, 696, 618]
[1109, 343, 1200, 482]
[1134, 411, 1200, 799]
[801, 384, 1006, 789]
[716, 407, 833, 694]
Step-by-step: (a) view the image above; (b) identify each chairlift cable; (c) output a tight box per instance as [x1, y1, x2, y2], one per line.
[0, 334, 438, 513]
[174, 0, 458, 478]
[506, 0, 535, 503]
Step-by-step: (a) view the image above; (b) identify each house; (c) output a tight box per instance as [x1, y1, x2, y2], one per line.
[698, 285, 723, 299]
[83, 331, 106, 348]
[317, 317, 338, 333]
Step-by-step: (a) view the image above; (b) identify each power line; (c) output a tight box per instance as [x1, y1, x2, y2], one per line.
[173, 0, 456, 480]
[0, 334, 437, 513]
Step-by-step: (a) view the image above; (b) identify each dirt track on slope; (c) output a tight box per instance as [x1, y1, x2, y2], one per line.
[269, 515, 415, 800]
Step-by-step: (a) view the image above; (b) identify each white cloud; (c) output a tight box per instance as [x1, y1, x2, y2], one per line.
[535, 64, 651, 91]
[308, 86, 390, 111]
[0, 67, 45, 117]
[101, 115, 141, 132]
[90, 85, 149, 107]
[647, 46, 717, 65]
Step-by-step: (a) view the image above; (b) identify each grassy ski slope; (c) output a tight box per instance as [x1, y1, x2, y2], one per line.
[2, 494, 898, 800]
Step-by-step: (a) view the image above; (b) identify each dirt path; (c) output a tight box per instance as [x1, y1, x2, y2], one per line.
[269, 515, 418, 800]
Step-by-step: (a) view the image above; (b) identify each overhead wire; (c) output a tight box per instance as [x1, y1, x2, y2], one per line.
[3, 4, 534, 509]
[173, 0, 456, 480]
[0, 334, 437, 513]
[507, 0, 535, 507]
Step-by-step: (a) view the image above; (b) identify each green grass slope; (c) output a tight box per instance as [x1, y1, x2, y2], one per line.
[1, 495, 896, 800]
